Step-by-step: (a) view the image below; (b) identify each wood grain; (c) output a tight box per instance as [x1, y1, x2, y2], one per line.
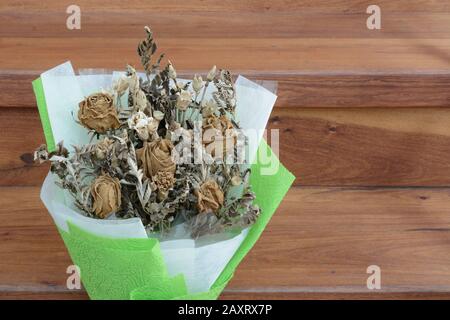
[2, 0, 450, 300]
[2, 186, 450, 298]
[3, 37, 450, 73]
[1, 1, 450, 39]
[3, 72, 450, 109]
[5, 107, 450, 187]
[269, 108, 450, 186]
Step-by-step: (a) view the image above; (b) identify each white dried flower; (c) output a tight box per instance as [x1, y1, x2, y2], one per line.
[192, 74, 203, 93]
[176, 89, 192, 111]
[128, 111, 158, 141]
[206, 65, 216, 82]
[168, 60, 177, 80]
[201, 99, 218, 117]
[128, 111, 148, 129]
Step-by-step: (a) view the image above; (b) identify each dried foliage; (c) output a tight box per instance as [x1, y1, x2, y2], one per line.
[35, 27, 261, 238]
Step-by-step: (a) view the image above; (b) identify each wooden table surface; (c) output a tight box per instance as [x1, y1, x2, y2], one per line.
[2, 0, 450, 299]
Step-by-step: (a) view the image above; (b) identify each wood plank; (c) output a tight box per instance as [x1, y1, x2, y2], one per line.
[270, 107, 450, 186]
[2, 38, 450, 73]
[1, 1, 450, 39]
[0, 108, 49, 187]
[2, 186, 450, 297]
[5, 107, 450, 187]
[3, 0, 450, 12]
[4, 72, 450, 109]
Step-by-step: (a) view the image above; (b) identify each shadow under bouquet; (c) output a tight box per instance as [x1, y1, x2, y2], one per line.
[33, 27, 294, 299]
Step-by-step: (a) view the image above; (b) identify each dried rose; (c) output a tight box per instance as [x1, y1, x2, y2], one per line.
[195, 180, 224, 214]
[95, 137, 113, 160]
[176, 89, 192, 111]
[78, 93, 120, 134]
[202, 114, 236, 157]
[91, 174, 121, 219]
[136, 138, 176, 178]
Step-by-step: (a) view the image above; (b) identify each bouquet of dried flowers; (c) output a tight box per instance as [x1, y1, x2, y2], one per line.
[35, 27, 260, 238]
[32, 27, 294, 299]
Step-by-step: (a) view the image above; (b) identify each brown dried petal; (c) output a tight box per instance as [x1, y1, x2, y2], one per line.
[202, 114, 236, 157]
[136, 139, 176, 178]
[91, 174, 121, 219]
[195, 180, 224, 214]
[78, 93, 120, 134]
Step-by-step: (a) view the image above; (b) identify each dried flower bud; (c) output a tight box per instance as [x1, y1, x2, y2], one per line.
[78, 93, 120, 134]
[231, 175, 242, 186]
[153, 110, 165, 121]
[126, 65, 140, 94]
[192, 74, 203, 93]
[135, 90, 148, 111]
[95, 137, 113, 160]
[91, 174, 121, 219]
[113, 76, 129, 96]
[195, 180, 224, 214]
[207, 65, 217, 82]
[136, 138, 176, 179]
[168, 60, 177, 79]
[176, 89, 192, 111]
[201, 99, 218, 117]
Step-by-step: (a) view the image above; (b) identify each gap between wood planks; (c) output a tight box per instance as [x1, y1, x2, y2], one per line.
[3, 71, 450, 109]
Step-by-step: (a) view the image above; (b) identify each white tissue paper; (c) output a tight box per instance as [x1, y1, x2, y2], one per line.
[39, 61, 277, 293]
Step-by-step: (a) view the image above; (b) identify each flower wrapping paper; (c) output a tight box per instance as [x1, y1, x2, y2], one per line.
[33, 62, 295, 300]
